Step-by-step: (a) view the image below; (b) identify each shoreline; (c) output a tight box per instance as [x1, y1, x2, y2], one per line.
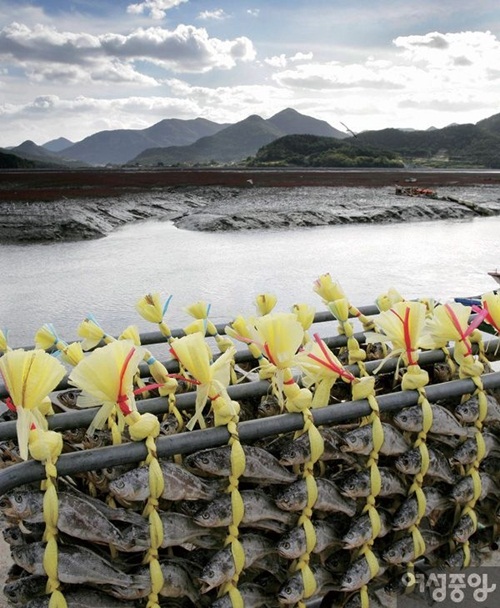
[1, 168, 500, 202]
[1, 170, 500, 242]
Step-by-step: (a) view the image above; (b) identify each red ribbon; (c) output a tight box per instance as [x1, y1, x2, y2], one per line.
[5, 397, 16, 412]
[390, 306, 417, 366]
[308, 333, 356, 382]
[472, 302, 500, 333]
[116, 347, 137, 416]
[444, 303, 489, 357]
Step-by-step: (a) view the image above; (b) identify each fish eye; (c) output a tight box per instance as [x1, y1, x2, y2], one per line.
[400, 415, 407, 422]
[115, 480, 125, 489]
[200, 456, 210, 465]
[14, 494, 23, 504]
[349, 483, 356, 490]
[201, 512, 210, 520]
[344, 576, 352, 584]
[282, 542, 290, 550]
[207, 569, 214, 579]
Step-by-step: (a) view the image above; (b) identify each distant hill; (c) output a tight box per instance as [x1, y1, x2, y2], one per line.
[250, 133, 404, 168]
[6, 140, 86, 168]
[0, 150, 37, 168]
[43, 137, 74, 152]
[267, 108, 347, 139]
[131, 108, 345, 166]
[59, 117, 227, 166]
[353, 118, 500, 168]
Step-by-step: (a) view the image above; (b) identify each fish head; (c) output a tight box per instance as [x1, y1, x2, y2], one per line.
[277, 573, 302, 605]
[395, 449, 420, 474]
[340, 429, 367, 453]
[56, 388, 82, 408]
[4, 490, 38, 520]
[2, 526, 24, 546]
[184, 447, 229, 475]
[339, 472, 367, 498]
[108, 470, 142, 501]
[258, 395, 280, 418]
[382, 543, 405, 565]
[455, 403, 475, 423]
[451, 440, 476, 465]
[193, 499, 231, 527]
[342, 528, 361, 549]
[160, 413, 181, 435]
[198, 554, 232, 594]
[277, 529, 302, 559]
[275, 481, 305, 511]
[340, 567, 363, 592]
[279, 444, 306, 466]
[393, 407, 420, 431]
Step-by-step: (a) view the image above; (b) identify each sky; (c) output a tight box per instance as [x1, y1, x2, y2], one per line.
[1, 0, 500, 147]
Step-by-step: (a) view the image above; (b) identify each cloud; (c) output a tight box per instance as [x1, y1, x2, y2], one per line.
[272, 61, 405, 90]
[0, 22, 256, 83]
[246, 9, 260, 17]
[198, 9, 229, 21]
[126, 0, 188, 20]
[264, 51, 314, 68]
[0, 94, 202, 143]
[264, 54, 287, 68]
[393, 30, 500, 72]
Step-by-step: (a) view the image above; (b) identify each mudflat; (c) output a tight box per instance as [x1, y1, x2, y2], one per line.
[1, 168, 500, 202]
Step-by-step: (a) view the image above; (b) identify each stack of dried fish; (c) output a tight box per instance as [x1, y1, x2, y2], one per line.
[0, 283, 500, 608]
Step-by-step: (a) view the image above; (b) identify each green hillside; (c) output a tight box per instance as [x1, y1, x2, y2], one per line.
[249, 134, 404, 168]
[0, 150, 36, 168]
[354, 122, 500, 168]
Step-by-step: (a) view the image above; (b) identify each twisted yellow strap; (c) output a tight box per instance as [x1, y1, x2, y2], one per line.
[125, 412, 164, 608]
[29, 429, 67, 608]
[212, 399, 245, 607]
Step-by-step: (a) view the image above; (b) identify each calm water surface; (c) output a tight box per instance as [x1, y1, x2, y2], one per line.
[1, 215, 499, 346]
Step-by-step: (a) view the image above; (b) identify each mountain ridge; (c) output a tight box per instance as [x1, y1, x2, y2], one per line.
[2, 107, 500, 169]
[131, 108, 346, 166]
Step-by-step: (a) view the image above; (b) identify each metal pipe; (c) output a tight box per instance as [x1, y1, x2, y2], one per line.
[1, 371, 500, 496]
[1, 329, 373, 399]
[3, 302, 381, 397]
[1, 339, 499, 441]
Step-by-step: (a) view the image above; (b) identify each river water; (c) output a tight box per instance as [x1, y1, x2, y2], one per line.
[1, 202, 499, 348]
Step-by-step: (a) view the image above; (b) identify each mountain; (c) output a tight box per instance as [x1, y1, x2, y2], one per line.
[250, 133, 404, 168]
[131, 108, 344, 166]
[131, 114, 286, 166]
[59, 117, 227, 166]
[43, 137, 74, 152]
[0, 149, 37, 168]
[6, 140, 86, 168]
[267, 108, 347, 138]
[352, 120, 500, 168]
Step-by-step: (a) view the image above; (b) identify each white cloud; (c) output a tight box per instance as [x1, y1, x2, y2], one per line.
[393, 30, 500, 72]
[264, 54, 287, 68]
[0, 22, 256, 83]
[290, 52, 313, 62]
[264, 51, 314, 69]
[272, 61, 405, 90]
[126, 0, 188, 20]
[198, 9, 229, 21]
[0, 94, 202, 144]
[246, 9, 260, 17]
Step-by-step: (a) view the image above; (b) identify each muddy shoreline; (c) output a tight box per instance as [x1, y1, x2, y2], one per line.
[1, 168, 500, 201]
[1, 169, 500, 242]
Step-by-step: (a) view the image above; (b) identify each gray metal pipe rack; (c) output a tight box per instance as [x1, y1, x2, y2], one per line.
[1, 306, 499, 608]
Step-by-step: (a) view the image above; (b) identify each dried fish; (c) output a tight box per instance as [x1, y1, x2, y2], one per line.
[340, 422, 410, 456]
[275, 478, 357, 516]
[185, 445, 297, 484]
